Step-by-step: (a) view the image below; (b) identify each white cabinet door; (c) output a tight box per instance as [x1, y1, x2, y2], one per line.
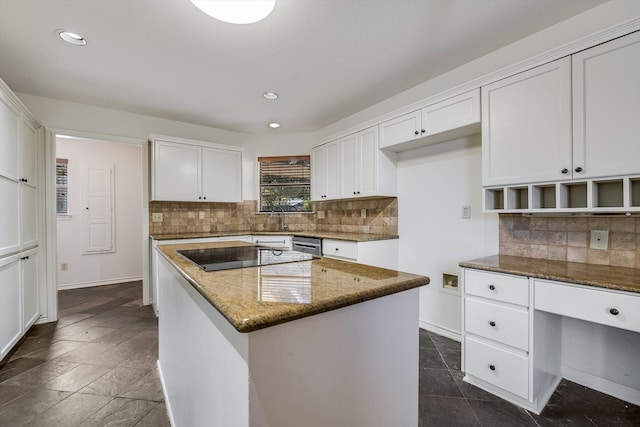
[0, 91, 20, 181]
[357, 126, 379, 197]
[421, 89, 480, 136]
[0, 175, 20, 257]
[572, 31, 640, 179]
[0, 255, 21, 360]
[20, 119, 38, 186]
[21, 249, 39, 330]
[325, 140, 341, 200]
[154, 140, 201, 201]
[340, 133, 358, 198]
[379, 110, 421, 149]
[202, 147, 242, 202]
[482, 57, 572, 186]
[21, 183, 38, 247]
[311, 145, 327, 201]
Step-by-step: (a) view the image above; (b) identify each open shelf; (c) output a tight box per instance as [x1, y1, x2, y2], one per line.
[559, 182, 587, 209]
[485, 188, 504, 210]
[593, 179, 624, 208]
[532, 185, 556, 209]
[507, 187, 528, 210]
[631, 178, 640, 207]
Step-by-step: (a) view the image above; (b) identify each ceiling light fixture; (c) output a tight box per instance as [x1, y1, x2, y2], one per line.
[190, 0, 276, 24]
[263, 92, 278, 100]
[268, 122, 281, 129]
[57, 30, 87, 46]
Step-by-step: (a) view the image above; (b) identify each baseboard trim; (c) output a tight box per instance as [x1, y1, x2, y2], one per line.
[57, 276, 142, 291]
[157, 360, 176, 427]
[419, 320, 461, 342]
[562, 365, 640, 406]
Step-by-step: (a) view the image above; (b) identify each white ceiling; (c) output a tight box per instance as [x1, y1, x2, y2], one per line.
[0, 0, 604, 134]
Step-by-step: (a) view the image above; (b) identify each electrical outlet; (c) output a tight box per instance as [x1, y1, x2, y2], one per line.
[590, 230, 609, 250]
[199, 211, 205, 220]
[461, 205, 471, 219]
[61, 263, 68, 271]
[361, 209, 367, 218]
[317, 210, 325, 219]
[152, 213, 163, 222]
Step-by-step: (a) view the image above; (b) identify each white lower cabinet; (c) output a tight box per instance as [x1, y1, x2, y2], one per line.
[462, 268, 559, 414]
[0, 247, 39, 361]
[463, 267, 640, 413]
[322, 238, 398, 270]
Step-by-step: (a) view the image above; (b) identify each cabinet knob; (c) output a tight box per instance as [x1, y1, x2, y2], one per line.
[488, 284, 495, 291]
[198, 196, 202, 200]
[203, 197, 207, 200]
[356, 191, 360, 195]
[609, 308, 620, 316]
[561, 168, 569, 174]
[21, 256, 29, 260]
[489, 321, 496, 327]
[353, 191, 356, 195]
[575, 166, 583, 173]
[414, 130, 419, 135]
[335, 248, 339, 251]
[421, 129, 426, 133]
[489, 364, 496, 371]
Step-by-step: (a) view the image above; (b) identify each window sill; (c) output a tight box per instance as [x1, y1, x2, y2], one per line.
[57, 214, 72, 221]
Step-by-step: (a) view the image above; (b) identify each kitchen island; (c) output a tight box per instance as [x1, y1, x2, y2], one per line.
[155, 241, 429, 427]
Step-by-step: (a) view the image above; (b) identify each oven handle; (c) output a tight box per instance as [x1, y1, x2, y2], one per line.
[293, 242, 320, 249]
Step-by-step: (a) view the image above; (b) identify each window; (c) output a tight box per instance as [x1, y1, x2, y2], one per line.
[259, 156, 311, 212]
[56, 158, 69, 214]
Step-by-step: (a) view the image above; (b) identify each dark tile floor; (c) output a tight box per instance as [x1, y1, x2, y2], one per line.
[1, 282, 638, 426]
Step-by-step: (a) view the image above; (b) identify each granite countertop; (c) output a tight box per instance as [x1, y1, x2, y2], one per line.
[460, 255, 640, 294]
[150, 230, 399, 242]
[157, 241, 429, 333]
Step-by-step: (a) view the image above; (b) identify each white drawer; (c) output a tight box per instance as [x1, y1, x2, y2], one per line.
[464, 269, 529, 307]
[322, 239, 357, 260]
[465, 298, 529, 351]
[464, 336, 529, 399]
[535, 280, 640, 334]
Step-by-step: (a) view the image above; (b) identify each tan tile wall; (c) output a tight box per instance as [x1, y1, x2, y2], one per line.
[149, 197, 398, 236]
[499, 214, 640, 268]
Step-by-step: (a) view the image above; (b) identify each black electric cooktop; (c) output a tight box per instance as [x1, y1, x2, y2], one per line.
[178, 245, 316, 272]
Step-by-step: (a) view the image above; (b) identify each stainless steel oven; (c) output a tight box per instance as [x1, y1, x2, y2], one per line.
[292, 236, 322, 256]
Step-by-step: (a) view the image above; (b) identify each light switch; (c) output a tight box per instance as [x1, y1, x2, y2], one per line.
[590, 230, 609, 250]
[199, 211, 205, 220]
[152, 213, 163, 222]
[461, 205, 471, 219]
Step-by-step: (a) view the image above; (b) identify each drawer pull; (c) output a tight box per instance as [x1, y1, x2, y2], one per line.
[609, 308, 620, 316]
[489, 364, 496, 371]
[489, 321, 496, 327]
[488, 284, 496, 291]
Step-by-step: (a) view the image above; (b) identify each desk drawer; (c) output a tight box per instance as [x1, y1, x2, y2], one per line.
[464, 337, 529, 400]
[322, 239, 357, 260]
[465, 298, 529, 351]
[535, 280, 640, 334]
[464, 269, 529, 307]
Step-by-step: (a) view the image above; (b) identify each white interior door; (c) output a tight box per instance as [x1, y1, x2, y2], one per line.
[83, 165, 114, 253]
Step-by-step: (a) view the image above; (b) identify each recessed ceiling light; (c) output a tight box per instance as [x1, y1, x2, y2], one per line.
[268, 122, 281, 129]
[263, 92, 278, 100]
[57, 30, 87, 46]
[190, 0, 276, 25]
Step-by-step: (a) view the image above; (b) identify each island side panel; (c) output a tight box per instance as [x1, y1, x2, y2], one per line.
[248, 288, 419, 427]
[157, 254, 250, 427]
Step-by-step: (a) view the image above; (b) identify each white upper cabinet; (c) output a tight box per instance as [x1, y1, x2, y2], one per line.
[379, 89, 480, 152]
[0, 82, 40, 256]
[572, 31, 640, 179]
[202, 147, 242, 203]
[151, 136, 243, 203]
[311, 140, 340, 201]
[482, 57, 572, 187]
[313, 126, 396, 202]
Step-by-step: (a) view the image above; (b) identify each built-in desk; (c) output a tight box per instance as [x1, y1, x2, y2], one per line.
[459, 255, 640, 414]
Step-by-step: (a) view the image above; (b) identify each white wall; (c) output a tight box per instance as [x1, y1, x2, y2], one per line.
[397, 135, 498, 339]
[56, 136, 143, 289]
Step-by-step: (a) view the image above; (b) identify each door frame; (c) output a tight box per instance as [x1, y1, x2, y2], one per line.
[42, 128, 149, 323]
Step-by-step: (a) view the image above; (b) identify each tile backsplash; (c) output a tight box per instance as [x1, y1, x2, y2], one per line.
[149, 198, 398, 236]
[499, 214, 640, 268]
